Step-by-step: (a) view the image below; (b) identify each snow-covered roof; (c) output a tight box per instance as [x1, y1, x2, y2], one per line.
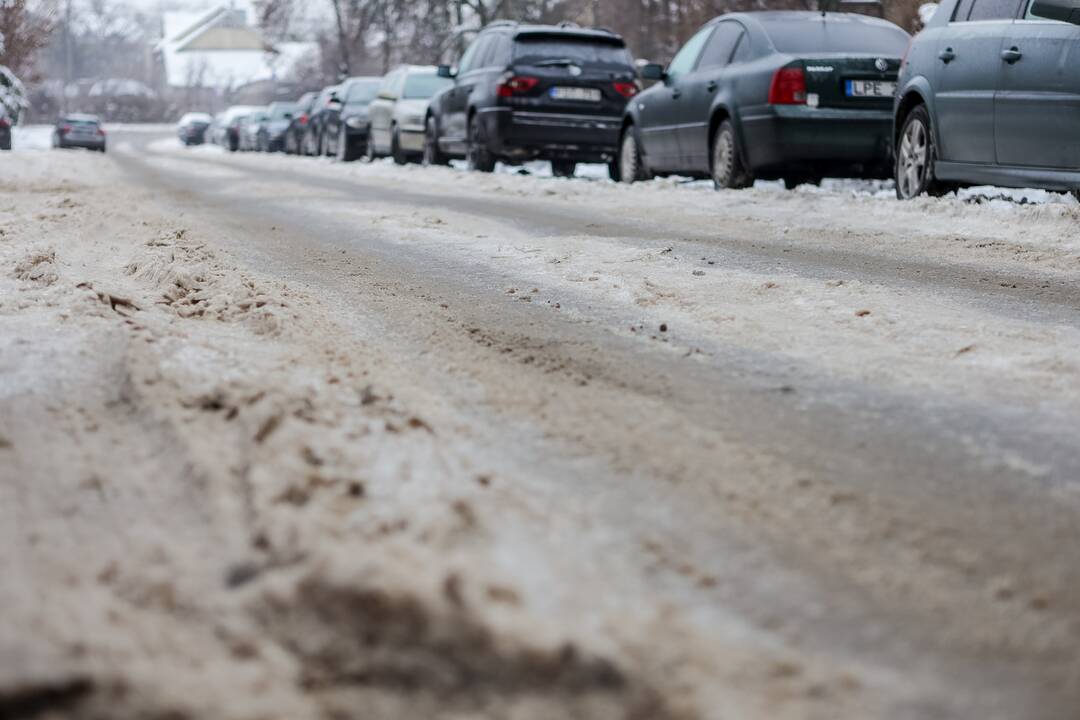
[156, 3, 314, 90]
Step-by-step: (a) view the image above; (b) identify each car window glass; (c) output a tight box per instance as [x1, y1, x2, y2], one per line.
[731, 32, 752, 63]
[667, 26, 714, 79]
[697, 22, 743, 70]
[472, 36, 496, 70]
[457, 36, 485, 74]
[953, 0, 977, 19]
[491, 35, 512, 67]
[347, 81, 378, 103]
[512, 37, 633, 66]
[403, 73, 453, 99]
[966, 0, 1023, 20]
[763, 19, 909, 54]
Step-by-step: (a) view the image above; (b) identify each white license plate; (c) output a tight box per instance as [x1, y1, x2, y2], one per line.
[550, 86, 602, 102]
[845, 80, 896, 98]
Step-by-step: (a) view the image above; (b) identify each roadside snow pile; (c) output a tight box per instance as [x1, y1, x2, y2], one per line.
[9, 125, 52, 151]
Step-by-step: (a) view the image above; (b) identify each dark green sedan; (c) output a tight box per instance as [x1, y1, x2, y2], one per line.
[619, 11, 911, 189]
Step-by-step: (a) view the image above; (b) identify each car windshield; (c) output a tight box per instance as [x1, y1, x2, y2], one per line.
[513, 37, 632, 67]
[763, 18, 909, 55]
[346, 81, 379, 104]
[402, 73, 452, 100]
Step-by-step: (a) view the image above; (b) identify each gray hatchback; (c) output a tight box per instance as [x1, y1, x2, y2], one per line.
[895, 0, 1080, 198]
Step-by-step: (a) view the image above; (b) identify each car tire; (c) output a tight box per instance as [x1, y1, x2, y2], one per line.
[466, 116, 495, 173]
[0, 137, 10, 151]
[895, 105, 943, 200]
[337, 127, 357, 162]
[423, 116, 449, 166]
[551, 159, 576, 178]
[618, 126, 648, 184]
[711, 120, 752, 190]
[391, 128, 408, 165]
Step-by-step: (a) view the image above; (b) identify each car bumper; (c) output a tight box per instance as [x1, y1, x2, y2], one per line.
[479, 108, 622, 162]
[59, 138, 106, 150]
[741, 106, 893, 173]
[399, 127, 425, 153]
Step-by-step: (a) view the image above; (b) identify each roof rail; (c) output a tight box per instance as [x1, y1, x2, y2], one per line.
[484, 20, 518, 29]
[590, 25, 617, 35]
[556, 20, 580, 28]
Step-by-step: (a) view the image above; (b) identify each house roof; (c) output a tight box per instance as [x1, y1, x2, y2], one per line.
[156, 3, 314, 90]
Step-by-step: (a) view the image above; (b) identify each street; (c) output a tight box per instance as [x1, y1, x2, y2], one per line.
[2, 127, 1080, 719]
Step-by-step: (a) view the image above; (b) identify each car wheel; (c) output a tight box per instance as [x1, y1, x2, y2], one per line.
[711, 120, 752, 190]
[0, 136, 10, 151]
[551, 159, 576, 178]
[466, 117, 495, 173]
[423, 116, 449, 166]
[895, 105, 941, 200]
[618, 127, 647, 183]
[391, 128, 407, 165]
[337, 127, 352, 162]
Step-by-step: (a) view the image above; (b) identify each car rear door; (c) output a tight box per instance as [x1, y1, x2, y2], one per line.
[371, 71, 400, 152]
[995, 4, 1080, 168]
[641, 25, 714, 171]
[676, 20, 745, 172]
[443, 35, 491, 149]
[933, 0, 1019, 164]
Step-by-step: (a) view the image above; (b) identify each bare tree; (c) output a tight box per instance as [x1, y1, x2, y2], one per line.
[0, 0, 57, 78]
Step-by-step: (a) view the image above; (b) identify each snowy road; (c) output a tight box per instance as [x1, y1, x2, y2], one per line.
[4, 127, 1080, 719]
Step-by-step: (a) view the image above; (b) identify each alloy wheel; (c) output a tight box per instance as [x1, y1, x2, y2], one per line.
[897, 117, 929, 199]
[619, 132, 639, 183]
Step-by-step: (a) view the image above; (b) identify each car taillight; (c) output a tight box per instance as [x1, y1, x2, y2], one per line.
[97, 128, 106, 136]
[0, 118, 9, 129]
[768, 67, 807, 105]
[61, 124, 73, 134]
[496, 75, 539, 97]
[613, 81, 640, 99]
[299, 113, 309, 126]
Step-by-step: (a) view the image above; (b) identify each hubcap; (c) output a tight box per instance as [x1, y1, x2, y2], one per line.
[898, 118, 928, 198]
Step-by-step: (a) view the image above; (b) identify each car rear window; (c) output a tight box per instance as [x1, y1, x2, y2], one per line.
[346, 81, 379, 103]
[762, 18, 909, 55]
[403, 73, 452, 100]
[513, 36, 633, 67]
[65, 119, 99, 128]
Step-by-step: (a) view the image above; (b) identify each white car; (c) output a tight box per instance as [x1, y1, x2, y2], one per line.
[367, 65, 452, 164]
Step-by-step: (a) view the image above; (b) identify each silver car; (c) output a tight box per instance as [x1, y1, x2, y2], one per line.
[367, 65, 453, 164]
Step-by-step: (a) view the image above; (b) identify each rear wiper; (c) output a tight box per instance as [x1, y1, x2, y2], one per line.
[534, 58, 578, 67]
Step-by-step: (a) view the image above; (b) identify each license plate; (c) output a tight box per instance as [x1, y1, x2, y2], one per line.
[550, 86, 602, 102]
[845, 80, 896, 98]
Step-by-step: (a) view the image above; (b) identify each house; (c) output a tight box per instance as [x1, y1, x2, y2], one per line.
[155, 3, 316, 109]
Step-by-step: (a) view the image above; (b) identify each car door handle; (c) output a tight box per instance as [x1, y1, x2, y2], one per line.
[672, 88, 682, 99]
[1001, 47, 1023, 63]
[706, 81, 718, 92]
[938, 47, 956, 63]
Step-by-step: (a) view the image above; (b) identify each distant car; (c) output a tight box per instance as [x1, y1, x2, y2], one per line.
[323, 76, 381, 161]
[425, 22, 639, 177]
[177, 112, 213, 145]
[367, 65, 452, 164]
[620, 11, 909, 189]
[217, 106, 259, 152]
[238, 108, 269, 151]
[52, 114, 107, 152]
[894, 0, 1080, 198]
[284, 91, 318, 154]
[255, 101, 297, 152]
[303, 85, 341, 156]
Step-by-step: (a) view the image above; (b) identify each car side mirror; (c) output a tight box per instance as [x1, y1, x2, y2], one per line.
[437, 64, 455, 79]
[640, 63, 666, 81]
[1030, 0, 1080, 23]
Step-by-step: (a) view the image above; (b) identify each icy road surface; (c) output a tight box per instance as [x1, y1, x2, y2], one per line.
[2, 127, 1080, 720]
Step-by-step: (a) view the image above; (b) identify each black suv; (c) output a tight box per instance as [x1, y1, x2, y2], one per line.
[425, 21, 640, 178]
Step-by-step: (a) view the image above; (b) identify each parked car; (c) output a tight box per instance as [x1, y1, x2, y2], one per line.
[368, 65, 452, 164]
[303, 85, 341, 156]
[620, 11, 909, 189]
[1, 64, 28, 151]
[238, 108, 269, 151]
[177, 112, 214, 145]
[255, 101, 298, 152]
[425, 21, 640, 177]
[285, 91, 318, 154]
[52, 114, 107, 152]
[322, 76, 381, 161]
[894, 0, 1080, 198]
[217, 106, 258, 151]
